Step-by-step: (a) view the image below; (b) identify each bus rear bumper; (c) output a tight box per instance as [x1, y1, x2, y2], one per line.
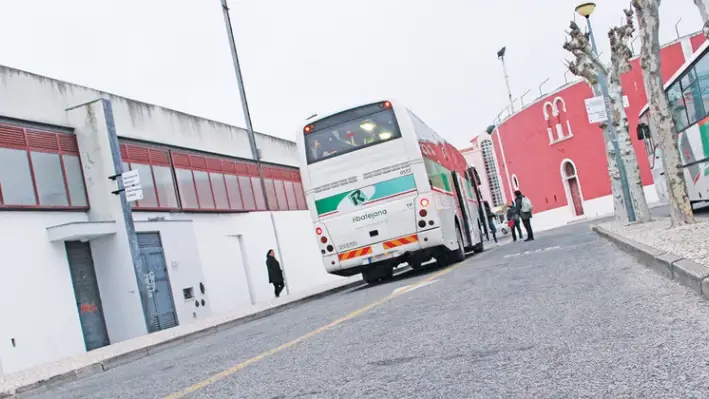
[324, 227, 444, 276]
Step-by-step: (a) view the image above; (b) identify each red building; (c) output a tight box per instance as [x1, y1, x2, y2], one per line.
[483, 32, 706, 231]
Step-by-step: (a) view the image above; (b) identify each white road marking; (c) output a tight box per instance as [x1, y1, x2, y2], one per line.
[503, 245, 561, 258]
[392, 279, 440, 295]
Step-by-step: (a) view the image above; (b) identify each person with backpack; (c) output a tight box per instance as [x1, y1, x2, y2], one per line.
[514, 190, 534, 241]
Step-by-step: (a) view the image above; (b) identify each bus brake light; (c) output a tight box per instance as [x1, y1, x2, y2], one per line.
[315, 227, 322, 235]
[420, 198, 429, 207]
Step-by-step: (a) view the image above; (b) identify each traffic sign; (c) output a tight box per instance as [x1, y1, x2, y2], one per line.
[585, 96, 607, 124]
[125, 185, 144, 202]
[121, 169, 141, 187]
[584, 95, 629, 124]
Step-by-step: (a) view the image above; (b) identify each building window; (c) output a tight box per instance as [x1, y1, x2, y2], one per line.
[123, 143, 308, 213]
[0, 124, 88, 209]
[120, 144, 179, 210]
[480, 139, 504, 207]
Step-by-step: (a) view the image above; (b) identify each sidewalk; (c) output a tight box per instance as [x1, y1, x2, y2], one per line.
[593, 217, 709, 298]
[0, 275, 363, 398]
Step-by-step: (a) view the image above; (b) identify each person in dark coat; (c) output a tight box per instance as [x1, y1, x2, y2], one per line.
[514, 190, 534, 241]
[266, 249, 285, 297]
[506, 200, 523, 241]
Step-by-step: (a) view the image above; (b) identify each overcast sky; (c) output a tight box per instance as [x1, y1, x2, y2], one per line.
[0, 0, 703, 148]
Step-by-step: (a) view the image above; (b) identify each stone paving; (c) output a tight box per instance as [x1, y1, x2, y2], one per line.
[600, 217, 709, 267]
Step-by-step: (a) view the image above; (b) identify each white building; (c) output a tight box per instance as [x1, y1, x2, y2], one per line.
[0, 65, 341, 375]
[461, 135, 506, 209]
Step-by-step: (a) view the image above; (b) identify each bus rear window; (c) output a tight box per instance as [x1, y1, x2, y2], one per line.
[304, 108, 401, 164]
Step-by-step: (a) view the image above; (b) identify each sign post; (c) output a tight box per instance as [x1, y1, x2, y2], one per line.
[584, 95, 630, 124]
[110, 169, 143, 202]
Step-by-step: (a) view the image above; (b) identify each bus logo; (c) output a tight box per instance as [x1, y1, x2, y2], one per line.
[348, 189, 368, 206]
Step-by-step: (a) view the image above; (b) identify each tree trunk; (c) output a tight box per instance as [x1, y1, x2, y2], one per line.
[634, 0, 696, 225]
[607, 70, 651, 222]
[605, 132, 628, 221]
[592, 86, 627, 221]
[694, 0, 709, 39]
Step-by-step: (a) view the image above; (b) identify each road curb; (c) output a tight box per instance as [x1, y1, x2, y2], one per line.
[592, 225, 709, 298]
[1, 278, 366, 398]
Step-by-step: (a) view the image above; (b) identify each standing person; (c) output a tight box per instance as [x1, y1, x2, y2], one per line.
[506, 201, 523, 241]
[266, 249, 285, 298]
[483, 201, 500, 246]
[514, 190, 534, 241]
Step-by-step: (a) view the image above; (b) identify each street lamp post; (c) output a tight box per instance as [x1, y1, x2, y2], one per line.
[220, 0, 290, 295]
[497, 46, 515, 113]
[575, 2, 636, 222]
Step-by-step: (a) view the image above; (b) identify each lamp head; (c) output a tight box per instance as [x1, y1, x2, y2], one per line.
[497, 46, 506, 58]
[575, 2, 596, 18]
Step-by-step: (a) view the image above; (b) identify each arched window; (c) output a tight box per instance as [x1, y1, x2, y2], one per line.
[511, 174, 520, 190]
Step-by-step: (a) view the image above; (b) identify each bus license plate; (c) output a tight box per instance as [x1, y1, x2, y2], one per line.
[368, 253, 391, 264]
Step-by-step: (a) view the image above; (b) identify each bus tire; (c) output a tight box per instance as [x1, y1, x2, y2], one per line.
[362, 270, 379, 284]
[450, 224, 465, 264]
[472, 239, 484, 253]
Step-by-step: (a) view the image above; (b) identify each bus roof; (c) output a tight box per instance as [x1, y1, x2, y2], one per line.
[638, 39, 709, 117]
[300, 98, 396, 127]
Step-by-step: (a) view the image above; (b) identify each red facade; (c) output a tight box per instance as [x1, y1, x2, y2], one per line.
[489, 34, 705, 214]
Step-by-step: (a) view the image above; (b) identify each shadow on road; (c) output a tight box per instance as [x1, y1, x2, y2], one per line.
[345, 250, 488, 293]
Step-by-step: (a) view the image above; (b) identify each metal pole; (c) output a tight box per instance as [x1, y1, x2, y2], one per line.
[539, 77, 550, 97]
[500, 55, 514, 112]
[675, 18, 682, 39]
[102, 98, 151, 332]
[586, 17, 636, 222]
[221, 0, 290, 295]
[520, 89, 531, 106]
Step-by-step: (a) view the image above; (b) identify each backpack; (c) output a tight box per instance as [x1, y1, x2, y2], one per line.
[521, 197, 533, 213]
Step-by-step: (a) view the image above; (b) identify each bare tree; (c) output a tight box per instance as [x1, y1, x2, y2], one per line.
[633, 0, 695, 225]
[607, 9, 651, 222]
[694, 0, 709, 38]
[563, 22, 628, 221]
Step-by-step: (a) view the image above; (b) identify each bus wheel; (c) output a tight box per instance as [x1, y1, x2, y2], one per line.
[472, 229, 484, 253]
[362, 270, 379, 284]
[450, 224, 466, 263]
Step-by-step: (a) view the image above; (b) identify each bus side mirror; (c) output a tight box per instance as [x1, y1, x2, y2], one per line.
[637, 123, 649, 140]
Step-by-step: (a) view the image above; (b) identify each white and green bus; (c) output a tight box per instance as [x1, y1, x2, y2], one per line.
[295, 99, 484, 284]
[638, 40, 709, 203]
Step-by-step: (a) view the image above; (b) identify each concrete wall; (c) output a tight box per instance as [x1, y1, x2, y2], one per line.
[0, 65, 297, 166]
[133, 211, 340, 308]
[135, 220, 212, 324]
[0, 212, 88, 375]
[525, 184, 660, 233]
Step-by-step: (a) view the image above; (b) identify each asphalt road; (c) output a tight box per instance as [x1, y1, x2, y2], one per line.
[20, 220, 709, 398]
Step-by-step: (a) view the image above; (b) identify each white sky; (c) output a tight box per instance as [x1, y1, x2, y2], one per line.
[0, 0, 703, 148]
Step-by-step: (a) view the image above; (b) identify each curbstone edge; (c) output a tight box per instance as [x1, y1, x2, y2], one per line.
[593, 225, 709, 298]
[672, 258, 709, 295]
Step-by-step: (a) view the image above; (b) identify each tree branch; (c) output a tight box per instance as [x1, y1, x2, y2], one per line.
[563, 21, 608, 85]
[608, 8, 635, 77]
